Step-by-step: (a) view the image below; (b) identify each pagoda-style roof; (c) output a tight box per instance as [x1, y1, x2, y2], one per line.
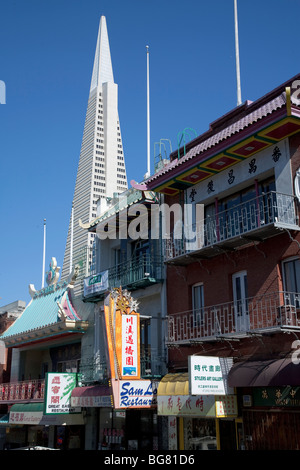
[1, 259, 88, 347]
[137, 74, 300, 196]
[79, 187, 158, 231]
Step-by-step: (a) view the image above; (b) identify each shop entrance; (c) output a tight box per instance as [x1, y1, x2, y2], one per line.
[218, 419, 237, 450]
[98, 408, 157, 450]
[125, 409, 157, 450]
[243, 410, 300, 450]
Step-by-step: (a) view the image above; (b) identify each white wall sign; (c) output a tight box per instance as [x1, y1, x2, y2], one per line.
[157, 394, 216, 417]
[189, 356, 233, 396]
[122, 314, 138, 377]
[45, 373, 80, 414]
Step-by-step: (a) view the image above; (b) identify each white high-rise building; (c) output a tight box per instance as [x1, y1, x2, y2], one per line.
[61, 16, 128, 289]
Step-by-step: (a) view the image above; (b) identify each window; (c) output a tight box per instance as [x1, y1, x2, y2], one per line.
[140, 319, 151, 375]
[192, 283, 204, 324]
[232, 271, 249, 332]
[203, 177, 276, 242]
[283, 258, 300, 292]
[283, 257, 300, 312]
[57, 359, 80, 373]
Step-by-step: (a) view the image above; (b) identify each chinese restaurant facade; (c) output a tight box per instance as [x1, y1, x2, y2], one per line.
[228, 356, 300, 450]
[67, 286, 164, 450]
[139, 74, 300, 450]
[0, 259, 89, 450]
[157, 357, 241, 450]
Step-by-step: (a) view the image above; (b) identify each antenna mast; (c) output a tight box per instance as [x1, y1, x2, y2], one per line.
[234, 0, 242, 106]
[42, 218, 46, 288]
[146, 45, 150, 178]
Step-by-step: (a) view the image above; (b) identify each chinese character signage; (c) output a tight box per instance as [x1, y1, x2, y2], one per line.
[122, 314, 138, 377]
[157, 394, 216, 417]
[45, 373, 80, 414]
[168, 417, 178, 450]
[215, 395, 238, 417]
[104, 288, 140, 380]
[189, 356, 233, 395]
[253, 386, 300, 407]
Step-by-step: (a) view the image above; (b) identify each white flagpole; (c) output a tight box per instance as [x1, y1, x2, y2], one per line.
[70, 204, 74, 273]
[146, 45, 150, 178]
[42, 218, 46, 288]
[234, 0, 242, 106]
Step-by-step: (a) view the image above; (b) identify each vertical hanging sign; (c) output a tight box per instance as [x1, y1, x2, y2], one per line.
[122, 313, 138, 377]
[104, 288, 140, 381]
[44, 373, 80, 414]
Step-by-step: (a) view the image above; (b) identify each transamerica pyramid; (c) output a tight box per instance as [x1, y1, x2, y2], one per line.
[61, 16, 128, 292]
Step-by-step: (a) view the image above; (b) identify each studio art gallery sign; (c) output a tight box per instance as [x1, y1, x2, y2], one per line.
[189, 356, 233, 395]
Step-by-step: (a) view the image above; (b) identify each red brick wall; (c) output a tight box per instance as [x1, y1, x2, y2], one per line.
[289, 133, 300, 178]
[166, 230, 300, 314]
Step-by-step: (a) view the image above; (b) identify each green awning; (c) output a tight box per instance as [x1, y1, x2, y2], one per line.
[10, 402, 44, 413]
[9, 402, 84, 426]
[0, 414, 9, 425]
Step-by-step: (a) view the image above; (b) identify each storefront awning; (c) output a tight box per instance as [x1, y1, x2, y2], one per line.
[71, 385, 113, 407]
[9, 402, 84, 425]
[0, 414, 9, 425]
[228, 357, 300, 387]
[157, 373, 189, 396]
[157, 373, 217, 417]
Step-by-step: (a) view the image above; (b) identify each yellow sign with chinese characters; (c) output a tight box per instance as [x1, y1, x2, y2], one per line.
[215, 395, 238, 418]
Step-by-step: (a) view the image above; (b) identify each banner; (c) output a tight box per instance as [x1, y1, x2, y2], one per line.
[84, 271, 109, 297]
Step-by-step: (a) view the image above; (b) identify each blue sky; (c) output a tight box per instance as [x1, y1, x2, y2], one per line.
[0, 0, 299, 306]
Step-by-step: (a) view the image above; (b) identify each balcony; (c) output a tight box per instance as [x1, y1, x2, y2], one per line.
[83, 253, 164, 301]
[0, 379, 45, 403]
[167, 291, 300, 345]
[164, 191, 299, 264]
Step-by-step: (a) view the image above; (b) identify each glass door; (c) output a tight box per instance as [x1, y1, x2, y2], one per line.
[232, 271, 249, 332]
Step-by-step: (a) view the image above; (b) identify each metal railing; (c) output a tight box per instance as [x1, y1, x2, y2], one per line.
[165, 191, 298, 260]
[108, 254, 163, 288]
[0, 379, 45, 403]
[84, 253, 164, 298]
[167, 291, 300, 344]
[78, 354, 165, 384]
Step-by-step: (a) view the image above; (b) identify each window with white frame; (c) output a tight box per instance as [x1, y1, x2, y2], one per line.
[282, 257, 300, 307]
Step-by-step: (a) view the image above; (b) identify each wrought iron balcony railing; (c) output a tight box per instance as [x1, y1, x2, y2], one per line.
[83, 253, 164, 299]
[77, 354, 166, 384]
[0, 379, 45, 403]
[0, 354, 166, 403]
[164, 191, 299, 261]
[167, 291, 300, 344]
[108, 254, 163, 288]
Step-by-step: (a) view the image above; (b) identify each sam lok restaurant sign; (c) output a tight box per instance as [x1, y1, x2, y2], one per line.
[112, 380, 158, 409]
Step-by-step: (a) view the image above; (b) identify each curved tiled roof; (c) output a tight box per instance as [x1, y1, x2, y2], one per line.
[1, 278, 87, 345]
[146, 92, 287, 185]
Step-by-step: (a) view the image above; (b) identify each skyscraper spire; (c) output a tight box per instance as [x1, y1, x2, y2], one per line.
[90, 16, 114, 91]
[61, 16, 128, 293]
